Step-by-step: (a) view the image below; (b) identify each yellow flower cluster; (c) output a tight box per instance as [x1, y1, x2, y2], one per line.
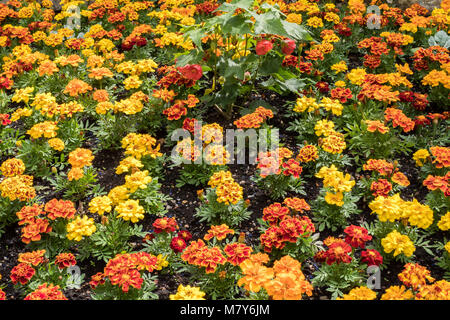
[115, 199, 145, 223]
[337, 286, 377, 300]
[0, 158, 25, 177]
[27, 121, 59, 139]
[208, 170, 243, 205]
[438, 212, 450, 231]
[121, 133, 162, 159]
[381, 230, 415, 258]
[124, 170, 152, 193]
[116, 156, 144, 175]
[413, 149, 430, 167]
[422, 69, 450, 89]
[88, 196, 113, 216]
[316, 165, 355, 207]
[294, 96, 343, 116]
[169, 284, 206, 300]
[66, 216, 97, 241]
[369, 194, 434, 229]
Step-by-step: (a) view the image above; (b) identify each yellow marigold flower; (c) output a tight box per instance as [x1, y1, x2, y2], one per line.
[321, 132, 346, 154]
[325, 192, 344, 206]
[381, 286, 414, 300]
[115, 199, 145, 223]
[89, 196, 112, 216]
[306, 16, 323, 28]
[422, 70, 449, 87]
[331, 61, 348, 74]
[294, 96, 319, 113]
[395, 63, 413, 75]
[404, 200, 433, 229]
[0, 158, 25, 177]
[66, 216, 97, 241]
[398, 263, 435, 290]
[437, 212, 450, 231]
[136, 59, 158, 74]
[413, 149, 430, 167]
[96, 101, 114, 115]
[381, 230, 415, 258]
[155, 254, 169, 271]
[369, 193, 406, 222]
[169, 284, 206, 300]
[116, 157, 144, 175]
[124, 170, 152, 193]
[12, 87, 34, 104]
[337, 286, 377, 300]
[445, 242, 450, 254]
[319, 97, 343, 116]
[47, 138, 65, 151]
[314, 119, 335, 137]
[108, 185, 130, 206]
[347, 68, 367, 86]
[415, 280, 450, 300]
[123, 75, 142, 90]
[11, 108, 33, 122]
[27, 121, 58, 139]
[286, 13, 302, 24]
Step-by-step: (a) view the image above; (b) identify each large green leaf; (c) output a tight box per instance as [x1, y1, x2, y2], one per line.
[221, 14, 252, 35]
[281, 20, 313, 41]
[216, 0, 254, 12]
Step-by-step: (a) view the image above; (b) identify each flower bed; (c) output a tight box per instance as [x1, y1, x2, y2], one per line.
[0, 0, 449, 301]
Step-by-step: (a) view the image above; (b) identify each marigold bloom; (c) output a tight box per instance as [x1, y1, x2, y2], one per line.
[398, 263, 435, 290]
[64, 79, 92, 97]
[24, 283, 67, 300]
[116, 200, 145, 223]
[381, 286, 414, 300]
[10, 263, 35, 285]
[283, 197, 310, 213]
[296, 145, 319, 163]
[21, 218, 52, 244]
[170, 284, 206, 300]
[0, 158, 25, 177]
[204, 224, 234, 241]
[430, 146, 450, 168]
[438, 212, 450, 231]
[224, 243, 252, 266]
[153, 217, 178, 234]
[415, 280, 450, 300]
[54, 253, 76, 269]
[44, 198, 76, 220]
[413, 149, 430, 167]
[18, 250, 46, 266]
[237, 259, 274, 292]
[365, 120, 389, 134]
[337, 286, 377, 300]
[324, 242, 352, 265]
[66, 216, 96, 241]
[170, 236, 187, 253]
[68, 148, 94, 168]
[88, 196, 112, 216]
[371, 179, 392, 197]
[381, 230, 415, 258]
[361, 249, 383, 266]
[343, 225, 372, 248]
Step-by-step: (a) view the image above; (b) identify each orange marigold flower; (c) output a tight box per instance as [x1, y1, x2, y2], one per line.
[283, 197, 310, 213]
[64, 79, 92, 97]
[371, 179, 392, 197]
[89, 272, 105, 289]
[324, 241, 352, 265]
[392, 171, 410, 187]
[92, 89, 109, 102]
[296, 145, 318, 163]
[18, 250, 46, 266]
[24, 283, 67, 300]
[262, 203, 290, 226]
[365, 120, 389, 134]
[21, 218, 52, 244]
[423, 175, 447, 192]
[16, 204, 44, 225]
[152, 217, 178, 234]
[44, 198, 76, 220]
[363, 159, 395, 176]
[68, 148, 94, 168]
[430, 146, 450, 168]
[398, 263, 435, 291]
[237, 259, 274, 292]
[204, 224, 234, 241]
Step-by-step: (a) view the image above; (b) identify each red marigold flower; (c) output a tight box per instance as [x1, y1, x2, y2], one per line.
[163, 101, 187, 120]
[89, 272, 105, 289]
[370, 179, 392, 197]
[282, 159, 303, 178]
[153, 217, 179, 234]
[361, 249, 383, 266]
[423, 175, 447, 192]
[262, 203, 290, 226]
[260, 226, 285, 253]
[178, 230, 193, 242]
[21, 218, 52, 244]
[315, 81, 329, 93]
[224, 243, 253, 266]
[255, 40, 273, 55]
[10, 263, 35, 285]
[281, 39, 296, 55]
[16, 204, 44, 225]
[44, 199, 76, 220]
[170, 236, 187, 253]
[324, 242, 352, 265]
[314, 250, 327, 263]
[198, 246, 226, 273]
[177, 64, 203, 81]
[0, 114, 11, 126]
[279, 216, 315, 243]
[181, 239, 207, 265]
[54, 253, 76, 269]
[330, 87, 353, 103]
[343, 225, 372, 248]
[0, 289, 5, 300]
[24, 283, 67, 300]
